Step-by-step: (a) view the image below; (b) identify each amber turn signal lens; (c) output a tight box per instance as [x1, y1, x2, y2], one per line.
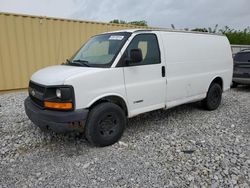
[44, 101, 73, 110]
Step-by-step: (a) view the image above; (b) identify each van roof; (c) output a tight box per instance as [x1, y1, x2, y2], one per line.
[106, 29, 224, 36]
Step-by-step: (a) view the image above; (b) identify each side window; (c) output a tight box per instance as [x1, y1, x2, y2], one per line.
[126, 34, 161, 65]
[234, 52, 250, 62]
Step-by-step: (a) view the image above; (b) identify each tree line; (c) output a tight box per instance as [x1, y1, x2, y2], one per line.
[109, 20, 250, 45]
[190, 25, 250, 45]
[109, 19, 147, 26]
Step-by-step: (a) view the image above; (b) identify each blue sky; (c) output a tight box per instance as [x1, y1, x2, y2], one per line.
[0, 0, 249, 29]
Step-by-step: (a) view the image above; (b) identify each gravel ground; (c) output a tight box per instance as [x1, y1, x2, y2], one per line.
[0, 87, 249, 188]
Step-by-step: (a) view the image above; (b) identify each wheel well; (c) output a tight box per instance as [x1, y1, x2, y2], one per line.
[211, 77, 223, 89]
[89, 96, 128, 116]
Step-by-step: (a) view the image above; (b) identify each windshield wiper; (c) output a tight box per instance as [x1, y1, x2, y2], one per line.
[72, 59, 91, 67]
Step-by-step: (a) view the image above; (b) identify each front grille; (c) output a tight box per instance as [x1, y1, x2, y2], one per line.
[29, 81, 45, 93]
[30, 95, 44, 107]
[29, 81, 45, 108]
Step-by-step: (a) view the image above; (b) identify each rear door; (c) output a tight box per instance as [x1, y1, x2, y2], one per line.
[122, 34, 166, 116]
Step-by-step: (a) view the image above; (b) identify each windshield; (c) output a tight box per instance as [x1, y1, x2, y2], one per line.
[68, 32, 131, 68]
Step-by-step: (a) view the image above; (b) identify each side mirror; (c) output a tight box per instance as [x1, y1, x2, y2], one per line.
[130, 49, 143, 63]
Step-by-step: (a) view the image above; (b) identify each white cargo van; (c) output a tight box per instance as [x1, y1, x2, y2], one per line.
[25, 29, 233, 146]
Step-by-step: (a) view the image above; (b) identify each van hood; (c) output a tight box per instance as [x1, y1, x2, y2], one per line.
[31, 65, 101, 85]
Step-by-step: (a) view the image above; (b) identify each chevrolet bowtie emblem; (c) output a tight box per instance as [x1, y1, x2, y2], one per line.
[31, 89, 36, 96]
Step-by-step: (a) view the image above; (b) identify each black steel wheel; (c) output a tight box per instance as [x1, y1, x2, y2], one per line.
[85, 102, 126, 147]
[202, 83, 222, 111]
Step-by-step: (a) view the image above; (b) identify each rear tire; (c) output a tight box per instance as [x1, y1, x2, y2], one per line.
[202, 83, 222, 111]
[85, 102, 126, 147]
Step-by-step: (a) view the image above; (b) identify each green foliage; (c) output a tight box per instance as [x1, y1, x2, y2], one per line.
[109, 19, 120, 24]
[191, 25, 250, 45]
[129, 21, 147, 26]
[110, 21, 250, 44]
[110, 19, 148, 26]
[220, 26, 250, 45]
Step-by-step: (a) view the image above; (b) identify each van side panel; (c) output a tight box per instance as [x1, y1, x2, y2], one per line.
[160, 32, 233, 108]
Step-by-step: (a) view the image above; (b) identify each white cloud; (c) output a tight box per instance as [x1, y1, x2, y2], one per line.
[0, 0, 249, 29]
[0, 0, 75, 17]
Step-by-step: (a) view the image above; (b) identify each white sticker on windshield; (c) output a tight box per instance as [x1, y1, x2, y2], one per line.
[109, 35, 124, 40]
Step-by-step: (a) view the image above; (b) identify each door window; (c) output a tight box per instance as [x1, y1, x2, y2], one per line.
[126, 34, 161, 65]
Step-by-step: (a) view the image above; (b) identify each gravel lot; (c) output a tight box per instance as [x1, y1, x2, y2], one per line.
[0, 87, 249, 187]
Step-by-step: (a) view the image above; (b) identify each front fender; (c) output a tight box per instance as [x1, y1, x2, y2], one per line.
[86, 93, 130, 111]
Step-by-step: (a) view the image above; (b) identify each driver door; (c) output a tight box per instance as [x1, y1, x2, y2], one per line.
[122, 34, 166, 116]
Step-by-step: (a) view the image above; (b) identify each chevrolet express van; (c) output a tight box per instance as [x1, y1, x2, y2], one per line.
[25, 29, 233, 146]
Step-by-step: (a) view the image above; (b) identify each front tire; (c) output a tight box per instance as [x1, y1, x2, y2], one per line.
[85, 102, 126, 147]
[202, 83, 222, 111]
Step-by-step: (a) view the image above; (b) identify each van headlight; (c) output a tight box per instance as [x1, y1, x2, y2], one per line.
[55, 87, 72, 100]
[56, 89, 62, 98]
[44, 86, 74, 110]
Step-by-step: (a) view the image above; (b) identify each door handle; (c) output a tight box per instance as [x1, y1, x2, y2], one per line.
[162, 66, 166, 77]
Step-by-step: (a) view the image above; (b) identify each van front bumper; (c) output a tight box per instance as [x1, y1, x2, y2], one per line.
[24, 97, 89, 133]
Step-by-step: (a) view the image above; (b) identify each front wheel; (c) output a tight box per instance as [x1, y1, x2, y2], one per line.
[85, 102, 126, 147]
[202, 83, 222, 111]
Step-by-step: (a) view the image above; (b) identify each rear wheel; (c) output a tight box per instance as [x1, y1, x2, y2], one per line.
[202, 83, 222, 111]
[85, 102, 126, 147]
